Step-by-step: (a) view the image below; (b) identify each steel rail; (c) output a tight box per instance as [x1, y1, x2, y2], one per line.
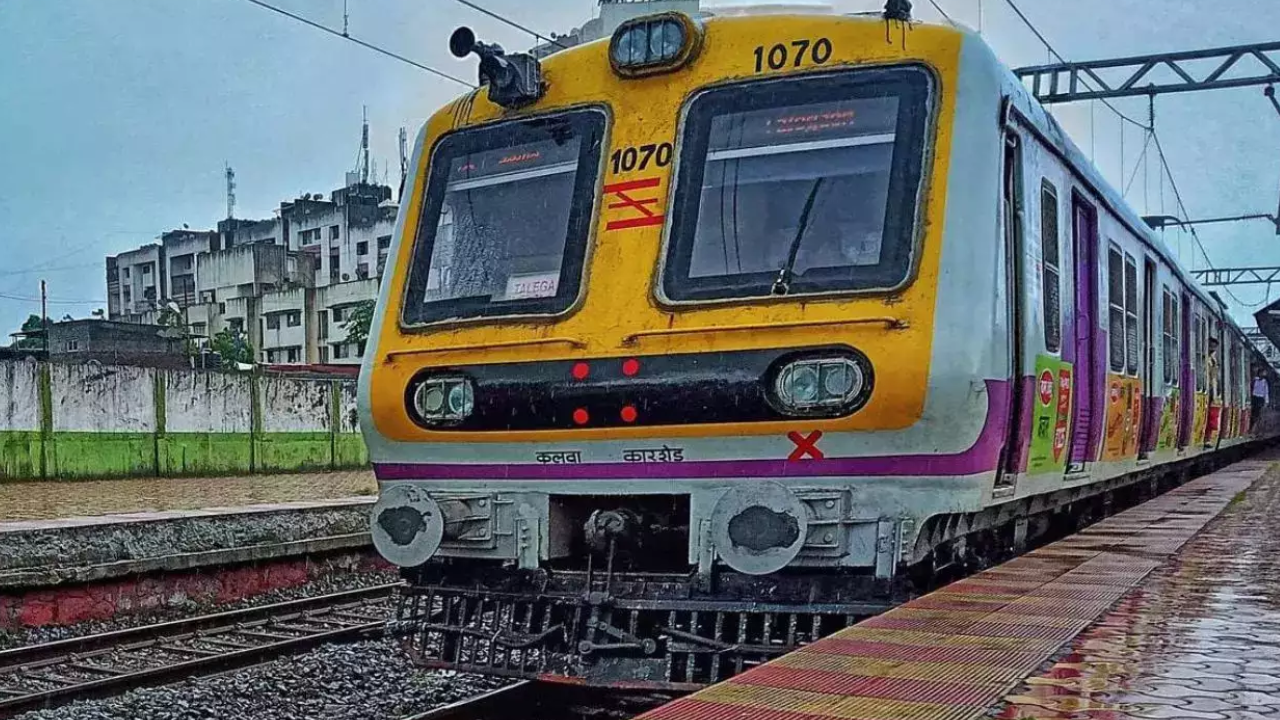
[402, 681, 535, 720]
[0, 582, 401, 717]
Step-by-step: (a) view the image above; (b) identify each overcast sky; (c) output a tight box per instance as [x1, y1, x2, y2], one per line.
[1, 0, 1277, 336]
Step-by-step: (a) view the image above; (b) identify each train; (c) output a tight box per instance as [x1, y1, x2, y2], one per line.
[357, 2, 1279, 689]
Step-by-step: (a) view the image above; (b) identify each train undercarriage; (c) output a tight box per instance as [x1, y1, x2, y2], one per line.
[386, 448, 1248, 689]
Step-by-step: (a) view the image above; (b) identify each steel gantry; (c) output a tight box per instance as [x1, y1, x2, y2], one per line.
[1191, 267, 1280, 287]
[1014, 41, 1280, 104]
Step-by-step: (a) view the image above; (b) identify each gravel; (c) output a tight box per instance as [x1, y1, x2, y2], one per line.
[11, 637, 510, 720]
[0, 568, 401, 651]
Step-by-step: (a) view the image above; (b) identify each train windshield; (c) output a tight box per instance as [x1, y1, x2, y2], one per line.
[401, 110, 605, 325]
[662, 67, 933, 302]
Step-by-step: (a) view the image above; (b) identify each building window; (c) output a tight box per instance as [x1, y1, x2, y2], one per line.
[318, 310, 329, 340]
[142, 264, 152, 275]
[218, 302, 227, 314]
[122, 268, 130, 279]
[64, 340, 80, 352]
[1039, 181, 1061, 353]
[228, 318, 244, 332]
[286, 310, 301, 327]
[377, 235, 391, 250]
[286, 347, 300, 363]
[357, 241, 369, 256]
[356, 262, 369, 279]
[266, 313, 281, 330]
[330, 225, 340, 240]
[357, 341, 366, 357]
[331, 306, 344, 322]
[333, 343, 349, 359]
[330, 253, 340, 282]
[1123, 253, 1139, 376]
[266, 349, 277, 363]
[319, 346, 330, 363]
[1107, 246, 1125, 372]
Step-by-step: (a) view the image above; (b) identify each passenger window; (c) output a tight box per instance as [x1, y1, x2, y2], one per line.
[1107, 247, 1125, 372]
[1039, 181, 1061, 353]
[1123, 254, 1139, 376]
[1162, 288, 1177, 386]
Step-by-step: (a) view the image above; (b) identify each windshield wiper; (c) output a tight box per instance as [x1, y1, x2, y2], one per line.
[771, 177, 826, 296]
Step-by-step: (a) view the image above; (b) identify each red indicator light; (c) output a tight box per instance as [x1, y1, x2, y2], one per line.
[620, 405, 638, 423]
[622, 358, 640, 377]
[572, 362, 590, 380]
[573, 408, 590, 425]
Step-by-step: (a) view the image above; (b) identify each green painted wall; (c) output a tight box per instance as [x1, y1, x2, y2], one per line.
[0, 362, 368, 481]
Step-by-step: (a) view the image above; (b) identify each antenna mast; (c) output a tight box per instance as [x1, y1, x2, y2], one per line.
[360, 106, 370, 185]
[225, 164, 236, 220]
[398, 127, 409, 200]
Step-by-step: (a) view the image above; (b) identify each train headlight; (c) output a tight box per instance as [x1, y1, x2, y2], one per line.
[609, 13, 702, 77]
[772, 355, 871, 416]
[410, 375, 474, 426]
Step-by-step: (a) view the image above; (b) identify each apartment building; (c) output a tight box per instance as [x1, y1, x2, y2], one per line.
[105, 179, 396, 366]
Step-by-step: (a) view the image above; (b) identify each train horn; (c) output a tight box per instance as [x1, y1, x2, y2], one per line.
[449, 26, 545, 109]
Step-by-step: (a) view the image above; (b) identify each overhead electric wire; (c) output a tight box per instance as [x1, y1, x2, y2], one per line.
[977, 0, 1259, 311]
[0, 262, 102, 279]
[452, 0, 570, 49]
[997, 0, 1149, 131]
[1150, 130, 1265, 308]
[236, 0, 475, 88]
[924, 0, 957, 26]
[0, 292, 105, 306]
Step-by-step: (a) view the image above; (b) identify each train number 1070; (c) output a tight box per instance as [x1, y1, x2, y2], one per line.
[752, 38, 833, 73]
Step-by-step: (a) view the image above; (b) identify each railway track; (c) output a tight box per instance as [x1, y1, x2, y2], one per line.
[0, 582, 400, 718]
[404, 681, 677, 720]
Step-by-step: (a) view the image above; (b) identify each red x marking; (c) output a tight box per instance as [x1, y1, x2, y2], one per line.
[787, 430, 825, 461]
[603, 177, 665, 231]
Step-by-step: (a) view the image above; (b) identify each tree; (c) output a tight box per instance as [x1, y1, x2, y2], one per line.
[209, 328, 254, 369]
[12, 314, 45, 349]
[341, 300, 376, 353]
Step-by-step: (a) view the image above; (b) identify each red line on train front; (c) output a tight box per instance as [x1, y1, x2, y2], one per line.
[604, 177, 665, 231]
[787, 431, 825, 461]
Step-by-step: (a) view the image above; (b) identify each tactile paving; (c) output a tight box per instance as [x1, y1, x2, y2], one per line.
[638, 455, 1275, 720]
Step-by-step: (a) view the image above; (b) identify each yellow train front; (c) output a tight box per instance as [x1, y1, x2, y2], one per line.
[358, 5, 1269, 689]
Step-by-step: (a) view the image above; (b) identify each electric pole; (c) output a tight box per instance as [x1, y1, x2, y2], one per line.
[40, 280, 48, 353]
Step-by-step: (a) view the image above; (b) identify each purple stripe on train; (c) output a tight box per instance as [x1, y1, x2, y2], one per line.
[374, 380, 1011, 481]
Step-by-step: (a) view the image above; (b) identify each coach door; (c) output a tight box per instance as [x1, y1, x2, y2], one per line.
[1138, 257, 1158, 458]
[1178, 292, 1194, 448]
[995, 130, 1027, 491]
[1067, 195, 1102, 472]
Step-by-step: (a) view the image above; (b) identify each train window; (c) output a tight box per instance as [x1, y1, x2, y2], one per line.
[400, 109, 606, 326]
[1040, 181, 1061, 353]
[1162, 287, 1177, 386]
[1123, 253, 1139, 376]
[661, 66, 933, 302]
[1107, 247, 1125, 372]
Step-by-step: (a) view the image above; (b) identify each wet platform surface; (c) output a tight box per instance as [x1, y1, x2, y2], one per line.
[0, 470, 375, 522]
[997, 460, 1280, 719]
[641, 454, 1280, 720]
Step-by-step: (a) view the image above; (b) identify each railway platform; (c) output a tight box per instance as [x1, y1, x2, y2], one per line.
[0, 471, 379, 629]
[640, 453, 1280, 720]
[0, 469, 375, 522]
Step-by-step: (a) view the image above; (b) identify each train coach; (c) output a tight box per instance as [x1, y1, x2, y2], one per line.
[358, 2, 1279, 689]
